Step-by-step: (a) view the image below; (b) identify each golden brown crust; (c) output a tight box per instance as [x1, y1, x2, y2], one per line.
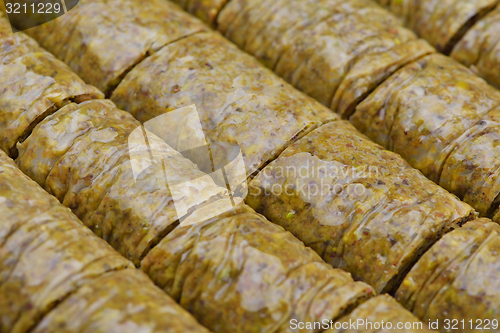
[16, 100, 228, 265]
[352, 54, 500, 183]
[396, 219, 500, 330]
[247, 121, 475, 293]
[331, 39, 435, 118]
[32, 269, 210, 333]
[0, 15, 103, 157]
[376, 0, 500, 54]
[217, 0, 434, 115]
[25, 0, 207, 95]
[326, 295, 434, 333]
[352, 54, 500, 220]
[111, 31, 336, 181]
[451, 5, 500, 89]
[220, 0, 335, 69]
[141, 207, 375, 333]
[217, 0, 276, 58]
[440, 109, 500, 218]
[0, 150, 133, 333]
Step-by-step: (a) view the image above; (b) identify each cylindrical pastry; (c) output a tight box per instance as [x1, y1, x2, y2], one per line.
[215, 0, 434, 116]
[352, 53, 500, 219]
[0, 150, 210, 333]
[0, 14, 103, 157]
[246, 120, 475, 293]
[16, 99, 230, 265]
[24, 0, 207, 95]
[374, 0, 500, 54]
[111, 31, 336, 181]
[451, 5, 500, 89]
[439, 109, 500, 221]
[326, 295, 435, 333]
[0, 149, 132, 333]
[141, 206, 375, 333]
[32, 269, 211, 333]
[396, 219, 500, 332]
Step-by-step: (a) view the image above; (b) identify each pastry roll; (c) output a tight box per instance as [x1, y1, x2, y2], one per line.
[0, 150, 132, 333]
[216, 0, 434, 116]
[16, 99, 375, 333]
[0, 150, 210, 333]
[24, 0, 207, 94]
[111, 31, 335, 181]
[142, 206, 375, 333]
[0, 14, 102, 157]
[451, 5, 500, 89]
[246, 121, 475, 293]
[352, 53, 500, 218]
[32, 269, 211, 333]
[440, 109, 500, 220]
[396, 219, 500, 331]
[375, 0, 500, 54]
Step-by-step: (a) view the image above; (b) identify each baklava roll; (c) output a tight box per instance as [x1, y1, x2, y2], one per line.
[352, 53, 500, 218]
[142, 206, 375, 333]
[451, 5, 500, 89]
[0, 149, 210, 333]
[246, 120, 475, 293]
[24, 0, 207, 94]
[216, 0, 434, 116]
[0, 13, 102, 157]
[375, 0, 499, 54]
[31, 269, 211, 333]
[396, 219, 500, 332]
[111, 31, 335, 181]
